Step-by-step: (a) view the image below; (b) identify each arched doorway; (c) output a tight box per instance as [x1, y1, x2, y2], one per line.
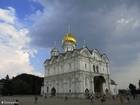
[51, 87, 56, 97]
[94, 76, 106, 93]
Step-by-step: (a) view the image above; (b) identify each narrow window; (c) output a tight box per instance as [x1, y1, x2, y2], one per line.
[93, 65, 95, 72]
[96, 66, 99, 73]
[85, 63, 87, 69]
[61, 65, 63, 73]
[48, 69, 50, 75]
[47, 87, 49, 92]
[69, 63, 71, 69]
[54, 67, 55, 74]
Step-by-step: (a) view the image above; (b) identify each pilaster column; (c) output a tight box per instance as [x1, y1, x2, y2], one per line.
[106, 63, 111, 94]
[56, 82, 59, 93]
[91, 77, 95, 94]
[63, 79, 67, 93]
[79, 81, 84, 93]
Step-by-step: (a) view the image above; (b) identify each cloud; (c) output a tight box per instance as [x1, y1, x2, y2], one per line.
[26, 0, 140, 89]
[0, 7, 43, 79]
[111, 57, 140, 89]
[0, 7, 15, 24]
[25, 10, 43, 22]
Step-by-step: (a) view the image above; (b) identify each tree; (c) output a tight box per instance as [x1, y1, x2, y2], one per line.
[13, 79, 31, 95]
[1, 78, 13, 95]
[12, 73, 43, 95]
[5, 75, 9, 80]
[1, 73, 43, 95]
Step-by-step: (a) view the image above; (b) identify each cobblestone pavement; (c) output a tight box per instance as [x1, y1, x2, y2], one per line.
[0, 96, 140, 105]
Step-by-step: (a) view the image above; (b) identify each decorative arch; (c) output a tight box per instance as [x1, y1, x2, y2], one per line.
[57, 55, 64, 61]
[50, 57, 56, 63]
[94, 76, 106, 93]
[64, 52, 72, 59]
[92, 49, 101, 60]
[51, 87, 56, 97]
[101, 54, 109, 63]
[73, 50, 79, 56]
[85, 77, 90, 88]
[46, 60, 50, 65]
[44, 60, 49, 66]
[80, 48, 91, 57]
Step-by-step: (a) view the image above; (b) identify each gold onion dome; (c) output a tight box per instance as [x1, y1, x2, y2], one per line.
[62, 26, 76, 44]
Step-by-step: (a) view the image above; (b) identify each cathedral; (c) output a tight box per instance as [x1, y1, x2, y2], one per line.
[43, 26, 118, 98]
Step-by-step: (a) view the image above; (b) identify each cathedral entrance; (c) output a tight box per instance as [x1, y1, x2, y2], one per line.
[94, 76, 106, 93]
[51, 87, 56, 97]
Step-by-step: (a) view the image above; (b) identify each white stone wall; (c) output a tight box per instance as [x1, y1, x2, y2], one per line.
[110, 84, 118, 95]
[44, 47, 112, 98]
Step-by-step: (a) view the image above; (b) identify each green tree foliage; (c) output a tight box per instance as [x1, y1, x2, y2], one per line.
[12, 73, 43, 94]
[1, 73, 43, 95]
[1, 77, 13, 95]
[13, 79, 31, 95]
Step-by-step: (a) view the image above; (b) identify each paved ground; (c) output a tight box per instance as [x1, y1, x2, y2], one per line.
[0, 95, 140, 105]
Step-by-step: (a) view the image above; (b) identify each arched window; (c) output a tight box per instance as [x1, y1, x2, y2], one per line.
[96, 66, 99, 73]
[85, 63, 87, 69]
[54, 67, 55, 74]
[47, 87, 49, 92]
[69, 63, 71, 69]
[93, 65, 95, 72]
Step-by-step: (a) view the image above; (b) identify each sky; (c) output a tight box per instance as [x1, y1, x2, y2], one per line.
[0, 0, 140, 89]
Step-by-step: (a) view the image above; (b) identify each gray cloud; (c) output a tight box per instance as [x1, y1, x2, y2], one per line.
[28, 0, 140, 88]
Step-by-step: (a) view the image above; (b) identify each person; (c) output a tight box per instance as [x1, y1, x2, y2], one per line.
[44, 94, 47, 99]
[89, 94, 94, 103]
[120, 94, 124, 104]
[85, 88, 89, 97]
[101, 94, 106, 104]
[34, 96, 38, 103]
[65, 96, 68, 100]
[92, 94, 95, 103]
[14, 99, 18, 105]
[126, 93, 130, 104]
[112, 95, 115, 100]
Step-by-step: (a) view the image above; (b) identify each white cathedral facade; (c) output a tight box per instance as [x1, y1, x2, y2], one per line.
[43, 27, 118, 98]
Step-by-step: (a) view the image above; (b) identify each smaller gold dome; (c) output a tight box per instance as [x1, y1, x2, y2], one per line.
[62, 26, 76, 44]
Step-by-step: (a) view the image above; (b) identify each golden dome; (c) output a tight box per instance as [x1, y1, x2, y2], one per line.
[62, 26, 76, 44]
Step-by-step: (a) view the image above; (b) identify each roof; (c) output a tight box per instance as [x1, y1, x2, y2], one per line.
[44, 46, 109, 64]
[111, 79, 116, 85]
